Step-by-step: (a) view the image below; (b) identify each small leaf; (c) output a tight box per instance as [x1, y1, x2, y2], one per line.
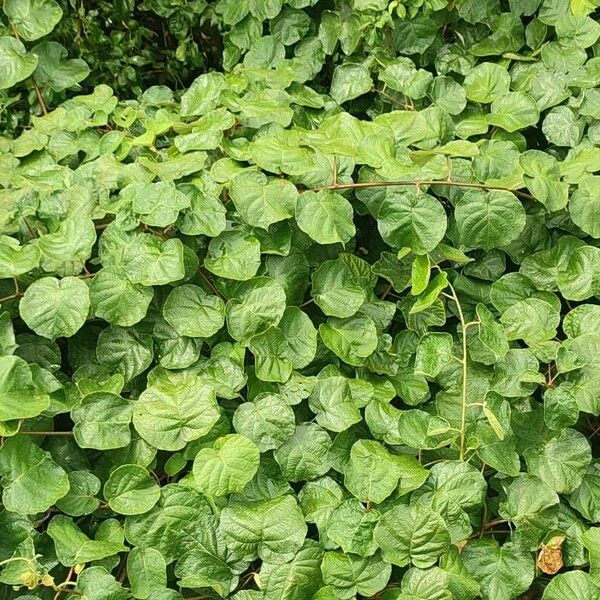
[3, 0, 62, 41]
[373, 503, 451, 568]
[0, 436, 69, 515]
[48, 515, 127, 566]
[296, 190, 356, 245]
[104, 464, 160, 515]
[230, 171, 298, 230]
[371, 189, 447, 255]
[133, 371, 220, 451]
[414, 332, 453, 378]
[163, 284, 225, 338]
[20, 276, 90, 340]
[455, 190, 526, 251]
[127, 548, 167, 600]
[193, 433, 259, 497]
[330, 63, 372, 104]
[220, 494, 307, 563]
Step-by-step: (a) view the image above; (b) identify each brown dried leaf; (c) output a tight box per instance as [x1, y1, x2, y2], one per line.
[536, 535, 565, 575]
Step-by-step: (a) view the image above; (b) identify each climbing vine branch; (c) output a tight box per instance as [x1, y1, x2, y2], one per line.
[437, 273, 479, 461]
[319, 177, 534, 200]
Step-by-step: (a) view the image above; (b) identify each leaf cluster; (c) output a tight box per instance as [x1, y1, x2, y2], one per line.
[1, 1, 600, 600]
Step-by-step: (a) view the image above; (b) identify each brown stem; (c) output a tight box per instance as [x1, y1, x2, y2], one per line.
[53, 567, 75, 600]
[197, 268, 224, 299]
[23, 218, 37, 239]
[32, 81, 48, 116]
[19, 431, 74, 436]
[117, 564, 127, 584]
[319, 178, 534, 201]
[480, 518, 508, 532]
[332, 154, 337, 187]
[380, 283, 392, 300]
[0, 291, 23, 303]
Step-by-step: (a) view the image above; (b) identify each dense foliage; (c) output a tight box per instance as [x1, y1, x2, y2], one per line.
[2, 0, 600, 599]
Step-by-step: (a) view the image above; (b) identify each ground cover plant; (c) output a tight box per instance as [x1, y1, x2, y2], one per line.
[1, 0, 600, 598]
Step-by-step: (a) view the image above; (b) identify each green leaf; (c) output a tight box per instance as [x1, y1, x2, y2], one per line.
[133, 371, 220, 451]
[104, 464, 160, 515]
[415, 332, 453, 378]
[411, 461, 487, 542]
[96, 326, 154, 382]
[409, 272, 448, 314]
[181, 72, 226, 117]
[205, 230, 261, 281]
[177, 180, 226, 237]
[0, 236, 40, 278]
[374, 503, 451, 568]
[127, 547, 167, 600]
[500, 298, 560, 344]
[524, 429, 592, 494]
[75, 567, 128, 600]
[371, 189, 447, 254]
[124, 484, 214, 563]
[411, 254, 430, 295]
[556, 15, 600, 48]
[330, 63, 372, 104]
[520, 150, 569, 212]
[296, 190, 356, 245]
[544, 384, 579, 430]
[3, 0, 62, 41]
[56, 470, 101, 517]
[122, 237, 186, 287]
[35, 217, 96, 277]
[500, 475, 560, 525]
[230, 171, 298, 229]
[311, 259, 367, 318]
[175, 545, 239, 595]
[455, 190, 526, 250]
[344, 439, 428, 504]
[321, 551, 391, 598]
[0, 355, 50, 421]
[232, 393, 296, 451]
[464, 62, 510, 103]
[90, 268, 153, 327]
[220, 494, 307, 563]
[0, 435, 69, 514]
[475, 303, 509, 359]
[380, 59, 433, 100]
[542, 571, 600, 600]
[462, 541, 534, 600]
[278, 307, 317, 369]
[260, 540, 323, 600]
[32, 41, 89, 92]
[193, 434, 259, 497]
[0, 36, 38, 89]
[326, 498, 380, 556]
[163, 284, 225, 338]
[569, 463, 600, 522]
[319, 316, 378, 366]
[20, 276, 90, 340]
[226, 277, 287, 344]
[570, 177, 600, 238]
[121, 182, 190, 228]
[542, 106, 584, 147]
[274, 423, 332, 481]
[488, 92, 540, 132]
[71, 392, 133, 450]
[48, 515, 127, 566]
